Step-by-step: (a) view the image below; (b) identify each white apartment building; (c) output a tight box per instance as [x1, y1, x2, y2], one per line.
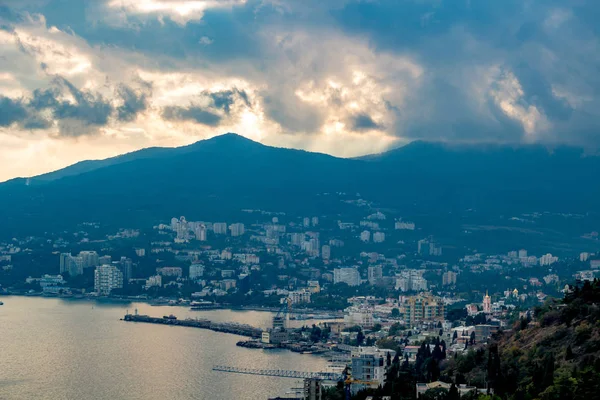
[360, 230, 371, 242]
[189, 264, 205, 280]
[373, 232, 385, 243]
[94, 265, 123, 295]
[334, 268, 361, 286]
[229, 223, 245, 237]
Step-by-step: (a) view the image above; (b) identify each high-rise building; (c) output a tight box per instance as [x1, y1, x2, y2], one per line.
[291, 233, 305, 246]
[117, 257, 133, 282]
[229, 223, 245, 237]
[213, 222, 228, 235]
[442, 271, 457, 286]
[395, 269, 427, 292]
[333, 268, 361, 286]
[99, 255, 112, 265]
[401, 294, 445, 325]
[94, 265, 123, 295]
[395, 220, 415, 230]
[580, 252, 590, 262]
[189, 264, 204, 280]
[321, 245, 331, 261]
[540, 253, 559, 266]
[135, 248, 146, 257]
[59, 253, 84, 276]
[360, 230, 371, 242]
[373, 232, 385, 243]
[518, 249, 528, 258]
[78, 251, 99, 268]
[303, 217, 311, 227]
[350, 349, 386, 393]
[368, 265, 383, 285]
[311, 217, 319, 226]
[417, 239, 430, 255]
[193, 224, 207, 241]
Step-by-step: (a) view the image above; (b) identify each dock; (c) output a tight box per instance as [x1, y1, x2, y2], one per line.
[122, 314, 262, 338]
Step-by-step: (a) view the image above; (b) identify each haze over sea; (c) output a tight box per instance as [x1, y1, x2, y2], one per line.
[0, 297, 329, 400]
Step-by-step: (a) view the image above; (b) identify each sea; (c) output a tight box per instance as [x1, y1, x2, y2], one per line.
[0, 296, 331, 400]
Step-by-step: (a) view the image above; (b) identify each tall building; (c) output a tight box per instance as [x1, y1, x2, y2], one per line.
[373, 232, 385, 243]
[540, 253, 558, 266]
[321, 245, 331, 261]
[395, 270, 427, 292]
[229, 223, 245, 237]
[94, 265, 123, 295]
[442, 271, 457, 286]
[99, 255, 112, 265]
[360, 230, 371, 242]
[417, 239, 430, 255]
[368, 265, 383, 285]
[311, 216, 319, 226]
[59, 253, 84, 277]
[291, 233, 305, 246]
[303, 217, 311, 227]
[193, 224, 207, 241]
[350, 349, 386, 393]
[78, 251, 99, 268]
[401, 294, 445, 325]
[117, 257, 133, 282]
[482, 291, 492, 314]
[213, 222, 228, 235]
[189, 264, 204, 280]
[333, 268, 361, 286]
[518, 249, 528, 258]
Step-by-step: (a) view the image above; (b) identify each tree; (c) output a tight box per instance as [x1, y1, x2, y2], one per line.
[421, 387, 448, 400]
[565, 345, 573, 360]
[470, 331, 476, 345]
[357, 330, 365, 346]
[453, 330, 458, 342]
[391, 308, 400, 318]
[448, 383, 460, 400]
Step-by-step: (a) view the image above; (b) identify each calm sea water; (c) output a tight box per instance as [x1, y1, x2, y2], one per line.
[0, 296, 330, 400]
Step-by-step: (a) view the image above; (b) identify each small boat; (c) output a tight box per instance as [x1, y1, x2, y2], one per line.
[0, 301, 3, 305]
[163, 314, 177, 320]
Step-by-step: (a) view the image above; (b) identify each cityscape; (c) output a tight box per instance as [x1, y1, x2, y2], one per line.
[2, 0, 600, 399]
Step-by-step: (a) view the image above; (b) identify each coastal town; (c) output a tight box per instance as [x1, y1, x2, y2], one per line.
[2, 201, 599, 398]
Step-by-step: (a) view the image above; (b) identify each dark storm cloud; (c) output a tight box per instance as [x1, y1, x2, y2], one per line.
[116, 85, 148, 122]
[0, 96, 28, 127]
[206, 89, 250, 114]
[162, 106, 222, 127]
[351, 114, 383, 131]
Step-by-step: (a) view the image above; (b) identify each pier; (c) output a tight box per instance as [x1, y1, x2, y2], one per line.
[122, 314, 263, 338]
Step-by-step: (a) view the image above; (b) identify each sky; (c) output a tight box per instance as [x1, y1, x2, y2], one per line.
[0, 0, 599, 181]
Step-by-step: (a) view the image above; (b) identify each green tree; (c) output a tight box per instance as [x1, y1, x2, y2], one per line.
[391, 308, 400, 318]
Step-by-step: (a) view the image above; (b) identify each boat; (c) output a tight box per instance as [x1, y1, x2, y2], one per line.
[0, 301, 3, 305]
[163, 314, 177, 320]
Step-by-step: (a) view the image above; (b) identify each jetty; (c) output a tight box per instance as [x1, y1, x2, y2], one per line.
[122, 314, 262, 338]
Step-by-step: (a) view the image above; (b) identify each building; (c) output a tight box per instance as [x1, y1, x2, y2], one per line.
[94, 265, 123, 295]
[303, 217, 311, 227]
[540, 253, 558, 266]
[373, 232, 385, 243]
[518, 249, 528, 258]
[344, 306, 375, 328]
[482, 291, 492, 314]
[135, 248, 146, 257]
[213, 222, 228, 235]
[442, 271, 457, 286]
[350, 348, 387, 393]
[416, 382, 487, 398]
[395, 220, 415, 230]
[145, 275, 162, 289]
[189, 264, 204, 280]
[193, 224, 207, 241]
[360, 231, 371, 242]
[157, 267, 183, 278]
[395, 270, 427, 292]
[229, 223, 245, 237]
[289, 290, 311, 304]
[59, 253, 84, 277]
[117, 257, 133, 282]
[321, 245, 331, 261]
[400, 294, 445, 325]
[368, 266, 383, 286]
[78, 251, 99, 268]
[99, 255, 111, 265]
[311, 216, 319, 226]
[334, 268, 361, 286]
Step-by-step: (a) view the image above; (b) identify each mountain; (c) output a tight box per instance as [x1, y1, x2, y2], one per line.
[1, 134, 600, 238]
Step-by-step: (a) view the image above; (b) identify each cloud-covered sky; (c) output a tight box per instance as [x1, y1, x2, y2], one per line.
[1, 0, 599, 181]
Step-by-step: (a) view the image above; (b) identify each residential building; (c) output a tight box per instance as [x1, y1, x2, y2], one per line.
[373, 232, 385, 243]
[94, 265, 123, 295]
[350, 348, 386, 394]
[59, 253, 84, 277]
[289, 290, 311, 304]
[334, 268, 361, 286]
[368, 265, 383, 286]
[395, 220, 415, 230]
[145, 275, 162, 289]
[193, 224, 207, 241]
[400, 294, 445, 325]
[580, 252, 590, 262]
[442, 271, 457, 286]
[229, 223, 245, 237]
[540, 253, 558, 266]
[189, 264, 204, 280]
[78, 251, 99, 268]
[213, 222, 228, 235]
[135, 248, 146, 257]
[117, 257, 133, 282]
[321, 245, 331, 261]
[360, 230, 371, 242]
[157, 267, 183, 278]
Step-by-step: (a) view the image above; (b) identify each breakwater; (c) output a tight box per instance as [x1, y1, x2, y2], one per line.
[122, 314, 262, 338]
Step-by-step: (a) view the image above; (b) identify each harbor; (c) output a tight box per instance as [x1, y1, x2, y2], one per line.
[122, 312, 263, 338]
